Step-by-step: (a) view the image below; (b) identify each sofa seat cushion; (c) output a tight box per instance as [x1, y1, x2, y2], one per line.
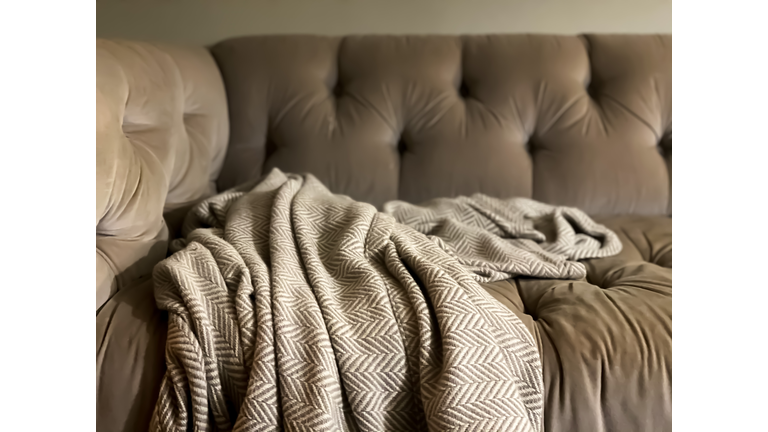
[96, 279, 168, 432]
[481, 215, 672, 432]
[97, 215, 670, 432]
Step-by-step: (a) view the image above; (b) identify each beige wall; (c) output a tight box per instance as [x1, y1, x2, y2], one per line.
[97, 0, 671, 46]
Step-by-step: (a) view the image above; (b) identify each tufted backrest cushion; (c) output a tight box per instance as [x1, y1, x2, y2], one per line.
[96, 39, 229, 310]
[211, 34, 671, 215]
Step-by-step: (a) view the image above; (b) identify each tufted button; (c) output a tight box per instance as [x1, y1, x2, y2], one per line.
[212, 35, 670, 214]
[332, 80, 344, 98]
[265, 139, 278, 159]
[397, 138, 408, 155]
[659, 131, 672, 152]
[586, 77, 599, 100]
[459, 81, 470, 99]
[524, 137, 535, 156]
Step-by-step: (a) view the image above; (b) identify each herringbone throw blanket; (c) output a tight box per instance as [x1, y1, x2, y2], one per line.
[150, 168, 621, 432]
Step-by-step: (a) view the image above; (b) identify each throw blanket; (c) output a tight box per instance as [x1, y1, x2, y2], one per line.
[150, 168, 621, 432]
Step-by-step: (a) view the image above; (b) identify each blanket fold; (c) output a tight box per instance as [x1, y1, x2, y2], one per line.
[151, 168, 620, 432]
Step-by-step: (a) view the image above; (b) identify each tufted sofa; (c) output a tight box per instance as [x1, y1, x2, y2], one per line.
[96, 34, 671, 432]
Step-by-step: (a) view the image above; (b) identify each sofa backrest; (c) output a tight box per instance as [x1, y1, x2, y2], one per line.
[96, 39, 229, 309]
[211, 34, 671, 215]
[95, 34, 671, 310]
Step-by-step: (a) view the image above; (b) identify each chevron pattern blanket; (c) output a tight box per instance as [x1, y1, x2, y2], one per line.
[150, 168, 621, 432]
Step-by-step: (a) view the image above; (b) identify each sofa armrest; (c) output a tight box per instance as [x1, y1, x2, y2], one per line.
[96, 39, 229, 310]
[97, 279, 168, 431]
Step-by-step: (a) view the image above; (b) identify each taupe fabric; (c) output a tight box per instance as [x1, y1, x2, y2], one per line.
[95, 34, 673, 432]
[96, 39, 229, 310]
[95, 34, 672, 312]
[385, 194, 622, 281]
[211, 35, 671, 215]
[97, 279, 168, 432]
[95, 214, 668, 432]
[498, 216, 672, 432]
[148, 167, 627, 431]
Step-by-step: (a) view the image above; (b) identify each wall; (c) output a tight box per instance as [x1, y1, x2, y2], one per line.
[96, 0, 671, 46]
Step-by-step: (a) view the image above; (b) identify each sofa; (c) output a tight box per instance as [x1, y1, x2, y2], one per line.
[96, 34, 671, 431]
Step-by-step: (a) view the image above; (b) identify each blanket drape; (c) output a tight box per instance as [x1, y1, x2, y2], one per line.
[150, 168, 620, 432]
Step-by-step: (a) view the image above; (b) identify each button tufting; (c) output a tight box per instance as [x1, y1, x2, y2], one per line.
[397, 138, 408, 155]
[459, 81, 470, 99]
[332, 81, 344, 98]
[211, 34, 671, 215]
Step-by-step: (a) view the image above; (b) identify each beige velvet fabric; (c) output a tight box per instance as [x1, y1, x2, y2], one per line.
[211, 35, 671, 214]
[96, 34, 672, 432]
[482, 216, 672, 432]
[97, 279, 167, 432]
[96, 39, 229, 310]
